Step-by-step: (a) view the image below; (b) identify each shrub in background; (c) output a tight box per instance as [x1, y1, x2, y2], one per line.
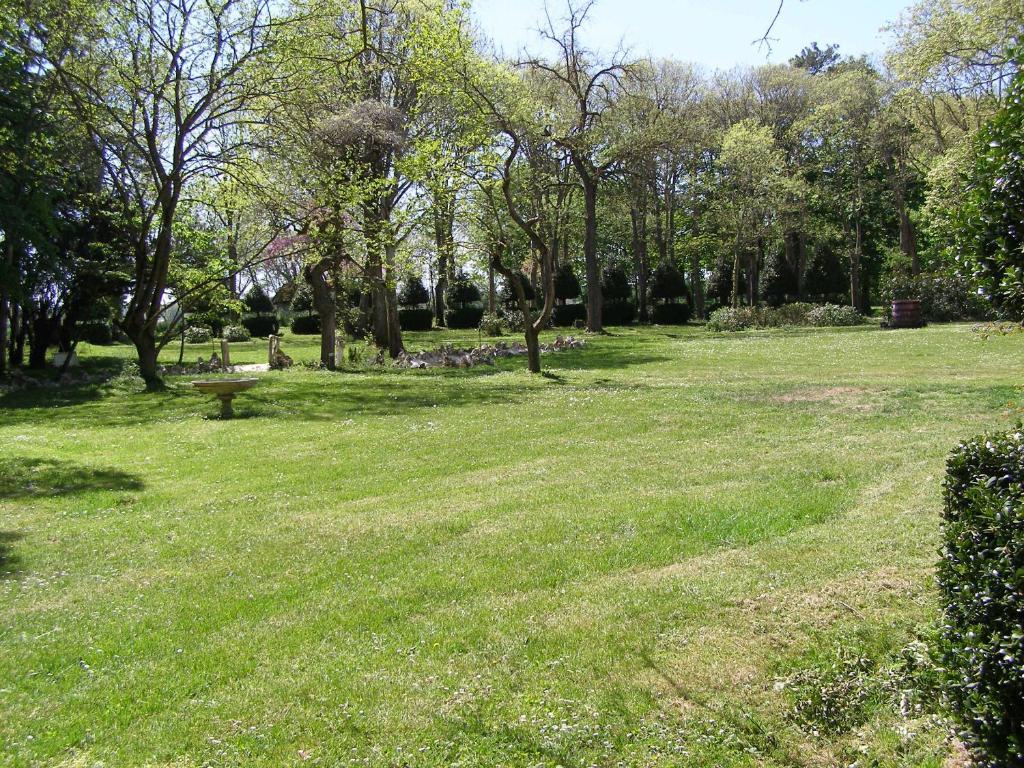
[602, 301, 636, 326]
[244, 284, 275, 315]
[651, 303, 692, 325]
[448, 274, 482, 308]
[806, 304, 863, 327]
[881, 272, 991, 323]
[502, 309, 525, 332]
[222, 325, 251, 342]
[290, 315, 321, 335]
[183, 326, 212, 343]
[399, 277, 431, 307]
[706, 306, 755, 332]
[76, 320, 114, 345]
[650, 262, 688, 303]
[551, 303, 587, 327]
[445, 306, 484, 329]
[554, 264, 581, 303]
[399, 308, 434, 331]
[940, 427, 1024, 767]
[478, 312, 505, 337]
[242, 315, 279, 338]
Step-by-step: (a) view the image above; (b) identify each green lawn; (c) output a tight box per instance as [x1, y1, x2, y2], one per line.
[1, 324, 1020, 767]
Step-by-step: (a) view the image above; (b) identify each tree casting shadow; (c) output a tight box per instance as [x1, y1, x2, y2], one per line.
[0, 531, 24, 579]
[0, 456, 145, 500]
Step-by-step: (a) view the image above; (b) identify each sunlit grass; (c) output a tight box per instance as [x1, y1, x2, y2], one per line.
[1, 323, 1020, 766]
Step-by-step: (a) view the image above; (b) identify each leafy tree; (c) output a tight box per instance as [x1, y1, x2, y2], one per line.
[960, 48, 1024, 320]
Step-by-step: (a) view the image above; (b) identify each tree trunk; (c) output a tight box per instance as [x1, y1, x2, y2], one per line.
[731, 237, 742, 309]
[487, 258, 496, 314]
[10, 302, 25, 367]
[797, 232, 807, 301]
[524, 325, 541, 374]
[851, 218, 863, 310]
[899, 205, 919, 275]
[582, 180, 602, 332]
[133, 330, 162, 390]
[630, 203, 650, 323]
[0, 239, 11, 376]
[433, 201, 454, 327]
[305, 258, 338, 370]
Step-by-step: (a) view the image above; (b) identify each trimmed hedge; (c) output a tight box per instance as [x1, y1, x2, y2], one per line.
[242, 315, 279, 338]
[602, 302, 636, 326]
[552, 304, 587, 327]
[290, 315, 321, 335]
[76, 320, 114, 345]
[940, 427, 1024, 767]
[399, 308, 434, 331]
[446, 306, 484, 329]
[651, 303, 692, 325]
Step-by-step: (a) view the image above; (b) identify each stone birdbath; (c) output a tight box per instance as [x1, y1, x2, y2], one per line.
[191, 378, 257, 419]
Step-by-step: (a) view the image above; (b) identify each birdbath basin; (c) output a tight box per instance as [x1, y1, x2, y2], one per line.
[191, 378, 257, 419]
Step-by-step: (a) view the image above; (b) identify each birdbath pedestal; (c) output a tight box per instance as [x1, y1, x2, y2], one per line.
[191, 378, 257, 419]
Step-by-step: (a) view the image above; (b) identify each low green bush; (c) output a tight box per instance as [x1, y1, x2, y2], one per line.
[446, 306, 484, 329]
[651, 303, 692, 325]
[706, 303, 863, 332]
[706, 307, 756, 332]
[222, 325, 251, 342]
[602, 302, 636, 326]
[807, 304, 864, 327]
[940, 427, 1024, 767]
[242, 315, 279, 338]
[478, 312, 504, 337]
[399, 308, 434, 331]
[552, 303, 587, 327]
[183, 326, 212, 343]
[290, 315, 321, 335]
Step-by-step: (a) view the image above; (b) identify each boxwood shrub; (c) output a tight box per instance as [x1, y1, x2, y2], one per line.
[183, 326, 212, 344]
[399, 308, 434, 331]
[940, 426, 1024, 767]
[602, 302, 636, 326]
[552, 304, 587, 327]
[290, 315, 321, 335]
[222, 325, 251, 342]
[651, 303, 692, 325]
[242, 315, 279, 338]
[446, 306, 484, 329]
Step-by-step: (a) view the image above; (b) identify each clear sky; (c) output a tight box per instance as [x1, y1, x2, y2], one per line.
[470, 0, 915, 71]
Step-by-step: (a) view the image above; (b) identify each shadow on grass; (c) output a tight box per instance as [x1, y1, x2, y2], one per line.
[0, 340, 666, 427]
[0, 456, 145, 500]
[0, 531, 24, 578]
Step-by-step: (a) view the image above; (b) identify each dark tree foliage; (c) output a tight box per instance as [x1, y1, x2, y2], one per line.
[448, 272, 482, 308]
[500, 274, 533, 307]
[601, 265, 632, 303]
[244, 284, 275, 315]
[650, 262, 687, 302]
[789, 42, 840, 75]
[398, 276, 430, 307]
[554, 263, 581, 301]
[941, 426, 1024, 767]
[961, 48, 1024, 320]
[290, 283, 315, 314]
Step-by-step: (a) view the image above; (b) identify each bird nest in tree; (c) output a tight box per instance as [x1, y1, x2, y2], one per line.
[320, 101, 408, 150]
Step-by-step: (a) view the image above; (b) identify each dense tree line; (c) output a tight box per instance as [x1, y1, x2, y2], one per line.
[1, 0, 1020, 383]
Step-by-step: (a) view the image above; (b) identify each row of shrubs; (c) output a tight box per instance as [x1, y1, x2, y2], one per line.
[881, 272, 992, 323]
[706, 302, 865, 332]
[182, 324, 255, 343]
